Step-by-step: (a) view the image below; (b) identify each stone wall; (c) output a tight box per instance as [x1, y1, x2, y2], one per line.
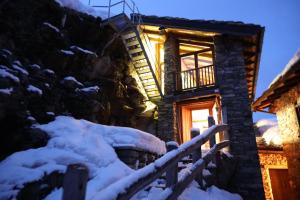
[157, 34, 180, 142]
[0, 0, 147, 159]
[273, 82, 300, 200]
[114, 146, 160, 169]
[258, 150, 288, 200]
[214, 35, 265, 200]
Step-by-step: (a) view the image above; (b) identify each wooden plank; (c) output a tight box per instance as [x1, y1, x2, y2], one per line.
[116, 125, 229, 200]
[166, 142, 179, 187]
[164, 141, 230, 200]
[62, 164, 89, 200]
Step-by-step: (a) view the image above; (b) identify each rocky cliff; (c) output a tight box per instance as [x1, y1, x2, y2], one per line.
[0, 0, 147, 160]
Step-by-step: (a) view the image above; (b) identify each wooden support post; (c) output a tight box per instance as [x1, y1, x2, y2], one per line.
[166, 141, 179, 188]
[190, 128, 203, 188]
[208, 116, 216, 148]
[208, 116, 216, 164]
[221, 106, 230, 152]
[62, 163, 89, 200]
[215, 150, 222, 186]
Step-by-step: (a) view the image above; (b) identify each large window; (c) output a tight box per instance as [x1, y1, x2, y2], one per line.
[177, 42, 215, 90]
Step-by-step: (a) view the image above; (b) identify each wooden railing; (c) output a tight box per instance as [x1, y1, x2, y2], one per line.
[84, 117, 229, 200]
[174, 65, 215, 91]
[61, 117, 229, 200]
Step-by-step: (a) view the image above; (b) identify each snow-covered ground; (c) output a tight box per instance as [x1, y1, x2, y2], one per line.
[0, 116, 165, 199]
[255, 118, 282, 146]
[0, 116, 242, 200]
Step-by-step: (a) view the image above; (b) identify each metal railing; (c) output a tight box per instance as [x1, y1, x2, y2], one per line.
[88, 0, 162, 89]
[174, 65, 215, 91]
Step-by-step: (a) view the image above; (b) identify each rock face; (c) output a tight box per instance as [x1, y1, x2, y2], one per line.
[0, 0, 146, 160]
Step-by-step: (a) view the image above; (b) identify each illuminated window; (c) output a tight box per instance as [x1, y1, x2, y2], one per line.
[178, 42, 215, 90]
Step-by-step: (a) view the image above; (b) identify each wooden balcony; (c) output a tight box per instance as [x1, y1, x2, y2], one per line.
[174, 64, 216, 91]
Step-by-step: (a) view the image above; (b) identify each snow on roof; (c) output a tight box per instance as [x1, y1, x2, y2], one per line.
[0, 116, 166, 199]
[268, 49, 300, 89]
[55, 0, 108, 19]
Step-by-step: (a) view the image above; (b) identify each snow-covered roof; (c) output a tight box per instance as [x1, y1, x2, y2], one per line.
[253, 49, 300, 112]
[55, 0, 108, 19]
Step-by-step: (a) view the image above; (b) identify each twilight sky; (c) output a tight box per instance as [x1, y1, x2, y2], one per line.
[89, 0, 300, 121]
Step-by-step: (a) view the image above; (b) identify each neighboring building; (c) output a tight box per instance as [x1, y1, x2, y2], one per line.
[255, 119, 291, 200]
[253, 49, 300, 200]
[107, 14, 265, 199]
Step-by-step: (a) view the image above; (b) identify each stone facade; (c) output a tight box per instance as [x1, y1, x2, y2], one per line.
[157, 34, 180, 141]
[258, 151, 288, 200]
[273, 82, 300, 200]
[156, 33, 264, 199]
[214, 35, 265, 200]
[114, 146, 160, 169]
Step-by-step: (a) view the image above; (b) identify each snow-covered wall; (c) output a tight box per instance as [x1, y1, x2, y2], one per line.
[0, 0, 149, 159]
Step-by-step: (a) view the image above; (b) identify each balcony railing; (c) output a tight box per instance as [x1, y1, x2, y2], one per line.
[174, 65, 215, 91]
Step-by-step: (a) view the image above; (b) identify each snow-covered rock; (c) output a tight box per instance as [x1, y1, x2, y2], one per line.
[61, 76, 84, 88]
[27, 84, 43, 95]
[12, 64, 29, 75]
[43, 22, 60, 33]
[30, 64, 41, 70]
[0, 87, 13, 95]
[70, 45, 98, 57]
[0, 116, 166, 199]
[60, 49, 74, 55]
[76, 86, 100, 93]
[0, 68, 20, 83]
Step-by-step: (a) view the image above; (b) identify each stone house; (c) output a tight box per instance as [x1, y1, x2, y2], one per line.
[107, 14, 265, 199]
[253, 49, 300, 200]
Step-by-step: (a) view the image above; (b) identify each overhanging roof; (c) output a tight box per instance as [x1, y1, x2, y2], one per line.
[132, 14, 265, 100]
[253, 49, 300, 113]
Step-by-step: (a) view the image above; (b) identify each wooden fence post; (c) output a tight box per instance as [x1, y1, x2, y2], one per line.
[62, 163, 89, 200]
[208, 116, 216, 147]
[208, 116, 216, 164]
[166, 141, 178, 188]
[221, 106, 230, 152]
[190, 128, 203, 188]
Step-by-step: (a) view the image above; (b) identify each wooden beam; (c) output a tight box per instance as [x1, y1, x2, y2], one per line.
[178, 40, 213, 47]
[142, 29, 214, 43]
[244, 51, 256, 59]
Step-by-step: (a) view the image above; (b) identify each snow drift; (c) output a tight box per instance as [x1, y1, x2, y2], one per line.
[255, 118, 282, 146]
[0, 116, 165, 199]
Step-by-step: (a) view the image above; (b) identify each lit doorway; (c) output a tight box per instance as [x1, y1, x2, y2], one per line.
[178, 99, 220, 144]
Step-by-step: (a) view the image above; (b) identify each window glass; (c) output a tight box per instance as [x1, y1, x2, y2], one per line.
[181, 55, 195, 71]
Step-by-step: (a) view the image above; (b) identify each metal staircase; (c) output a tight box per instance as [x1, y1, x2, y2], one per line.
[90, 1, 162, 102]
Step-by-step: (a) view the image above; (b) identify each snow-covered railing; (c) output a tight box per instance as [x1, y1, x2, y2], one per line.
[94, 116, 230, 200]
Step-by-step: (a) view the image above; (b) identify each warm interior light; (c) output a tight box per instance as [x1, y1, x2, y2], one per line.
[191, 109, 210, 131]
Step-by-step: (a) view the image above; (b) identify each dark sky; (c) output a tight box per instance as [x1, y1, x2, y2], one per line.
[89, 0, 300, 121]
